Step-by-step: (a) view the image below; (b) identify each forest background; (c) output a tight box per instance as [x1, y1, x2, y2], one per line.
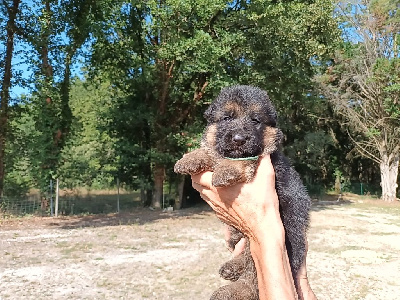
[0, 0, 399, 212]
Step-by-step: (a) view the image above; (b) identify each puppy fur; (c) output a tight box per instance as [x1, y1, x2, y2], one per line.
[174, 85, 311, 300]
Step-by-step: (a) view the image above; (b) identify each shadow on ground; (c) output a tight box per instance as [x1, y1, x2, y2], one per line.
[5, 193, 391, 230]
[0, 203, 215, 230]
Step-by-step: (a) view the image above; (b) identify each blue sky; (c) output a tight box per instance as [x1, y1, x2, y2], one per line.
[7, 0, 87, 99]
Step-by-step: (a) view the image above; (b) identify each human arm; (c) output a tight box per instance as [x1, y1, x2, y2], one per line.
[191, 155, 298, 299]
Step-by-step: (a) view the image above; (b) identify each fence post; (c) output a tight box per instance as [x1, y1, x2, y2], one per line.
[117, 178, 120, 213]
[55, 179, 59, 217]
[50, 179, 54, 216]
[360, 183, 363, 196]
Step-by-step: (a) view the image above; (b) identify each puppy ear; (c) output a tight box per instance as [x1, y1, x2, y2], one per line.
[263, 127, 284, 154]
[275, 128, 284, 145]
[263, 93, 278, 127]
[204, 104, 215, 123]
[266, 116, 277, 127]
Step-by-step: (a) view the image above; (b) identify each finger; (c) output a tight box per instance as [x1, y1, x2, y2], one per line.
[252, 155, 275, 185]
[192, 183, 213, 203]
[224, 226, 234, 252]
[257, 155, 274, 175]
[232, 238, 246, 257]
[192, 183, 220, 209]
[191, 171, 214, 189]
[224, 225, 231, 243]
[196, 192, 232, 225]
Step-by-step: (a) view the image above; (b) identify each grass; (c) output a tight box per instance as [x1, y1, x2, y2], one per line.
[1, 198, 400, 299]
[59, 242, 93, 257]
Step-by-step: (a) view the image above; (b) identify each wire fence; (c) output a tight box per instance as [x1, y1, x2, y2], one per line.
[0, 194, 181, 218]
[0, 193, 145, 218]
[0, 182, 178, 218]
[305, 182, 382, 198]
[0, 196, 45, 217]
[0, 181, 387, 218]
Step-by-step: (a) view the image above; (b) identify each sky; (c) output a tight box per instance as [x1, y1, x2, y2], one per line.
[9, 38, 87, 100]
[6, 0, 86, 100]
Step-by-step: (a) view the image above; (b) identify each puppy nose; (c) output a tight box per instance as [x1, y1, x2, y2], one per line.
[232, 134, 246, 145]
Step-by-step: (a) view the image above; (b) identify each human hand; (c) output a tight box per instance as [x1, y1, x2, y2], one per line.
[191, 155, 282, 242]
[193, 155, 309, 299]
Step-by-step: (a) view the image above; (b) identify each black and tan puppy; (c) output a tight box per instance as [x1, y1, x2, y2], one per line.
[174, 85, 311, 300]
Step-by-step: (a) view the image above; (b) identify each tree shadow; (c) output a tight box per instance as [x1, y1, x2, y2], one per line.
[47, 203, 214, 229]
[310, 194, 353, 212]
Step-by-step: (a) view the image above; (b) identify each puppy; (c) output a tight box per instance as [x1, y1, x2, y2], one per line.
[174, 85, 311, 300]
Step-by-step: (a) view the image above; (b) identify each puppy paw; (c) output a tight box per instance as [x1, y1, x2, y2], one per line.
[226, 226, 245, 250]
[174, 149, 214, 175]
[219, 250, 246, 281]
[212, 166, 243, 187]
[219, 263, 243, 282]
[174, 156, 202, 175]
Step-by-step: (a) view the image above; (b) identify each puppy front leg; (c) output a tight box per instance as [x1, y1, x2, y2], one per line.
[212, 160, 257, 187]
[174, 148, 215, 175]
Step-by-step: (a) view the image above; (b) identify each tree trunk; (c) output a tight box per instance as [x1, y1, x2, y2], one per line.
[380, 154, 399, 202]
[151, 163, 165, 208]
[60, 52, 73, 143]
[0, 0, 21, 197]
[174, 175, 185, 210]
[142, 118, 153, 207]
[42, 0, 53, 81]
[140, 185, 153, 207]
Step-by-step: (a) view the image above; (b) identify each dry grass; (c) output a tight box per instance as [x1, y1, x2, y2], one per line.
[1, 195, 400, 299]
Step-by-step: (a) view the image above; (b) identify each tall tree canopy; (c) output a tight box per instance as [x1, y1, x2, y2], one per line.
[6, 0, 394, 209]
[88, 0, 339, 207]
[317, 0, 400, 201]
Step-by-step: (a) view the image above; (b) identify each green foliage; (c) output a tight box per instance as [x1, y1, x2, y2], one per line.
[87, 0, 340, 198]
[285, 130, 334, 183]
[57, 78, 119, 189]
[317, 0, 400, 201]
[6, 0, 384, 206]
[372, 58, 400, 118]
[4, 102, 38, 196]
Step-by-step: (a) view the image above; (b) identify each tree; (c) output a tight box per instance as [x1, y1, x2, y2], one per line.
[0, 0, 21, 197]
[90, 0, 242, 208]
[317, 0, 400, 201]
[13, 0, 103, 192]
[218, 0, 341, 187]
[57, 78, 119, 189]
[3, 99, 38, 196]
[89, 0, 340, 208]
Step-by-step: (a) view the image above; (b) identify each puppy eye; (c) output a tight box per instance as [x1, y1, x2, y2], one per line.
[223, 116, 232, 121]
[265, 120, 276, 127]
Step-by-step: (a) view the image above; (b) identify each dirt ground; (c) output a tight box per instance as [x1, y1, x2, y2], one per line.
[1, 195, 400, 300]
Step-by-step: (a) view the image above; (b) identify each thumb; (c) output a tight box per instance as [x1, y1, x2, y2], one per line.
[253, 155, 275, 185]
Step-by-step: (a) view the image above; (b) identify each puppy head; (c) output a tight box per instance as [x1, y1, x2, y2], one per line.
[204, 85, 282, 158]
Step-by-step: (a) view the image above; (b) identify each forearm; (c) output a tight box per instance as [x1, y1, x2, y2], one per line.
[249, 210, 297, 300]
[191, 156, 299, 299]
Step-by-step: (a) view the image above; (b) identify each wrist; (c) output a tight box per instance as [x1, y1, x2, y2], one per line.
[248, 212, 296, 300]
[249, 215, 286, 257]
[248, 199, 285, 245]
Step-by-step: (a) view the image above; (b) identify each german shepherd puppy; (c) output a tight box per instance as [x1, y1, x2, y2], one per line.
[174, 85, 311, 300]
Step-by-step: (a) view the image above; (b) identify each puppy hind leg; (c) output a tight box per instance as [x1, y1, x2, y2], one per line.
[219, 251, 247, 281]
[226, 226, 245, 250]
[210, 281, 258, 300]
